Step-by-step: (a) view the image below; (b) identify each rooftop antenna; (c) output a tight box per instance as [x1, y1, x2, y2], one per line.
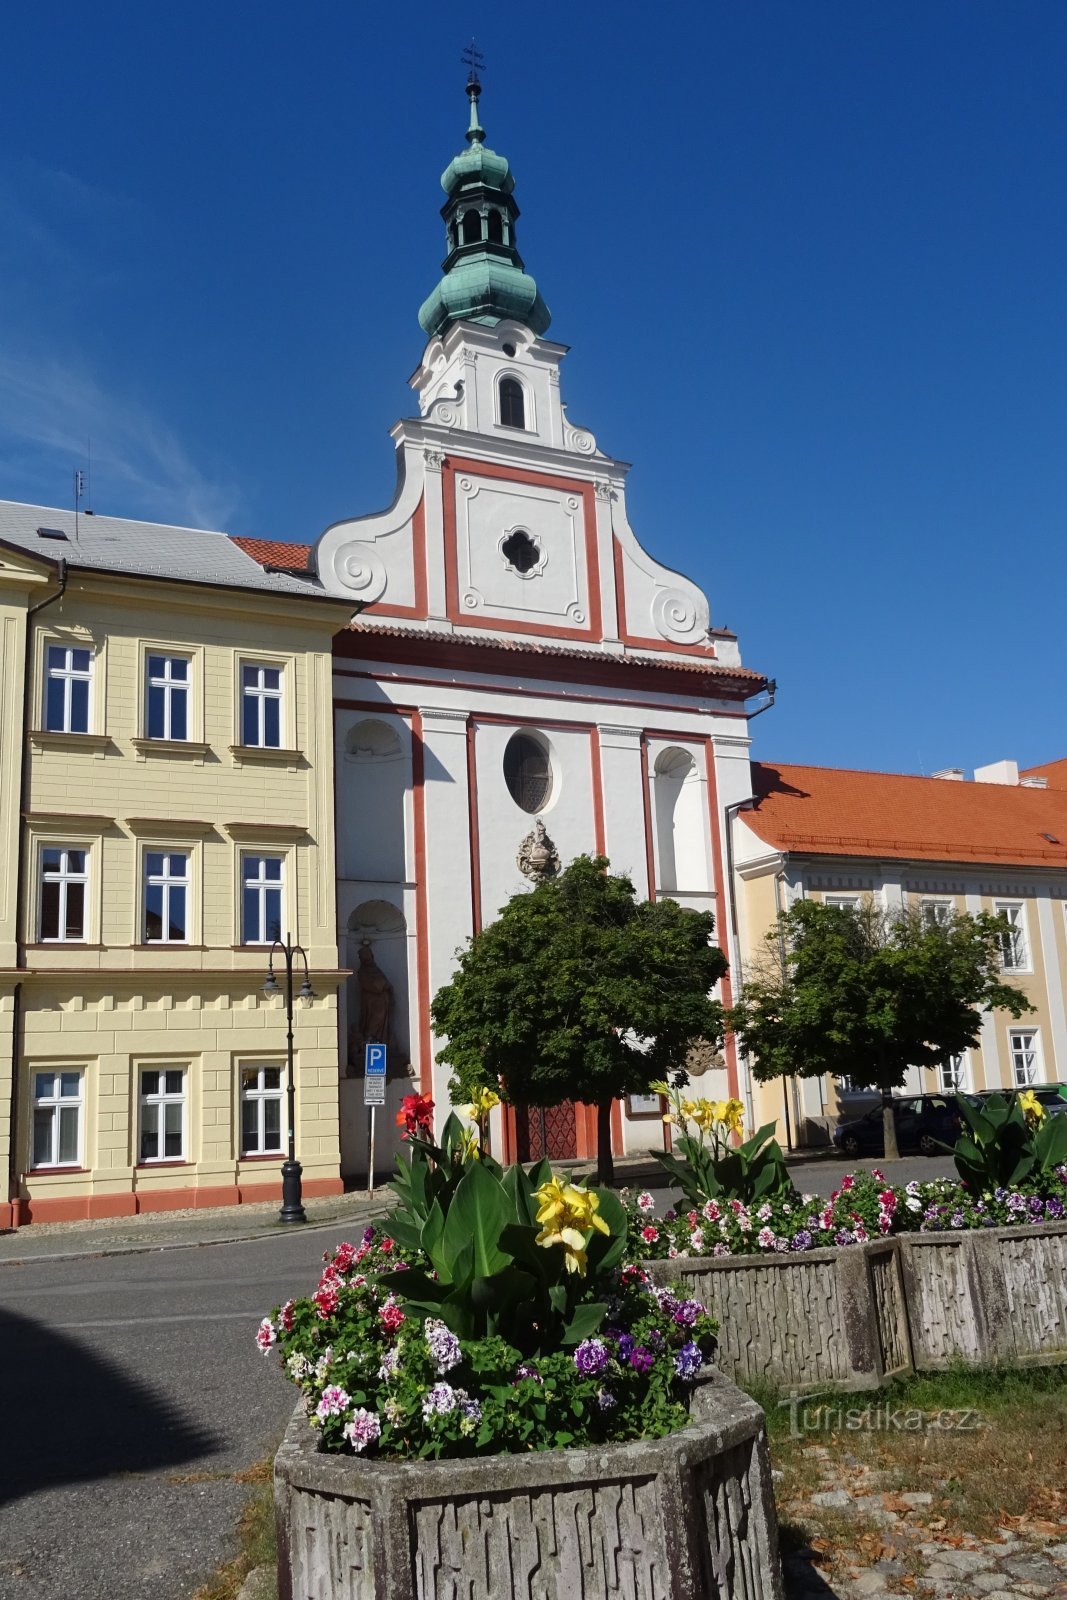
[73, 468, 86, 543]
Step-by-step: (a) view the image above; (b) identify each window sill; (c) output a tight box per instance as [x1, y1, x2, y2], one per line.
[131, 738, 211, 757]
[28, 730, 112, 752]
[29, 1165, 86, 1176]
[136, 1160, 190, 1170]
[228, 745, 304, 765]
[239, 1152, 286, 1162]
[131, 943, 208, 951]
[25, 942, 102, 950]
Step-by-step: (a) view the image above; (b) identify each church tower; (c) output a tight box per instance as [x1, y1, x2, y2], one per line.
[309, 73, 769, 1174]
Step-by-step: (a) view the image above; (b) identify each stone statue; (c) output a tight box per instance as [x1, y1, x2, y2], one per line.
[347, 941, 393, 1073]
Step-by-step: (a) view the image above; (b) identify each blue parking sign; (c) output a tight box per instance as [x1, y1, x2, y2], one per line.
[364, 1042, 387, 1105]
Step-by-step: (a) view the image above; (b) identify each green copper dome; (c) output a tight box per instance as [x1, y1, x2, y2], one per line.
[418, 75, 551, 341]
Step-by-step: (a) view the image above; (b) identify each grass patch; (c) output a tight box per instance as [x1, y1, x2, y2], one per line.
[742, 1362, 1067, 1569]
[191, 1461, 276, 1600]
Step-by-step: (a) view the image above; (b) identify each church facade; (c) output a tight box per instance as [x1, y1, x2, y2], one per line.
[280, 74, 771, 1173]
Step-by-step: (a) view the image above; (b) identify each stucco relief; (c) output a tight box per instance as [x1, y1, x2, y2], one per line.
[651, 586, 703, 644]
[457, 476, 587, 625]
[517, 818, 561, 882]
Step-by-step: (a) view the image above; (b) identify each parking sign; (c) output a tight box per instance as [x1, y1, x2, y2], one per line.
[364, 1042, 387, 1106]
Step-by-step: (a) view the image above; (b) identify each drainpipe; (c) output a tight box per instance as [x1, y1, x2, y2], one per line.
[771, 865, 796, 1151]
[8, 559, 68, 1223]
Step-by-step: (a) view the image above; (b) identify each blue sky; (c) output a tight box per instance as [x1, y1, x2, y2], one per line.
[1, 2, 1064, 776]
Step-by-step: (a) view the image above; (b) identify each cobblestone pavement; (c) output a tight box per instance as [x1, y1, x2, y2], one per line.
[782, 1475, 1067, 1598]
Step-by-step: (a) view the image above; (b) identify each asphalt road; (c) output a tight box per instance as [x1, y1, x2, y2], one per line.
[0, 1151, 957, 1600]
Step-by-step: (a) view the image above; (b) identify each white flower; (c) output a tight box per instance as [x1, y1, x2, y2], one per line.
[636, 1191, 656, 1214]
[315, 1385, 351, 1421]
[255, 1317, 276, 1354]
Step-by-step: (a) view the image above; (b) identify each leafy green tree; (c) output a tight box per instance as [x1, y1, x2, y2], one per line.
[728, 899, 1033, 1160]
[431, 854, 729, 1184]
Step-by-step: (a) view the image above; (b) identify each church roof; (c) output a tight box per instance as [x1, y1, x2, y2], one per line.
[742, 760, 1067, 869]
[1021, 757, 1067, 790]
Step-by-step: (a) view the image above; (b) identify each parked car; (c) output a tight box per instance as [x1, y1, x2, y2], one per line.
[833, 1094, 970, 1158]
[974, 1083, 1067, 1116]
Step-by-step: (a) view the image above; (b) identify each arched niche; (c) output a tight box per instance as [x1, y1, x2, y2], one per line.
[652, 746, 710, 895]
[337, 715, 409, 882]
[345, 900, 411, 1072]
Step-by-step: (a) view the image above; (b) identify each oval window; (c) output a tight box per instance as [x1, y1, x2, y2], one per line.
[503, 732, 552, 813]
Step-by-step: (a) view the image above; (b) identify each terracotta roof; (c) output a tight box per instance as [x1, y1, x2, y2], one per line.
[742, 761, 1067, 868]
[230, 535, 312, 570]
[343, 621, 767, 688]
[1022, 757, 1067, 791]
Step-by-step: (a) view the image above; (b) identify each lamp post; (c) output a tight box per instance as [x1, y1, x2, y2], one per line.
[263, 932, 315, 1225]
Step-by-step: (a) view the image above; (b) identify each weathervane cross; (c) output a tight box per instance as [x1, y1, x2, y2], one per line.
[462, 38, 485, 87]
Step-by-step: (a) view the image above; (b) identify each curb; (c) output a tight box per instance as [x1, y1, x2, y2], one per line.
[236, 1565, 278, 1600]
[0, 1201, 391, 1270]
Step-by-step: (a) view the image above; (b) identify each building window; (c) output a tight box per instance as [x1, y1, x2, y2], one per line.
[146, 654, 190, 740]
[242, 855, 283, 945]
[503, 731, 552, 814]
[139, 1067, 186, 1162]
[240, 663, 283, 748]
[499, 376, 526, 430]
[241, 1064, 283, 1155]
[938, 1053, 967, 1092]
[824, 895, 860, 912]
[144, 852, 189, 943]
[486, 208, 504, 244]
[501, 528, 541, 575]
[921, 899, 953, 928]
[1009, 1029, 1041, 1086]
[32, 1070, 82, 1168]
[44, 644, 92, 733]
[460, 209, 481, 245]
[995, 902, 1030, 972]
[39, 847, 88, 941]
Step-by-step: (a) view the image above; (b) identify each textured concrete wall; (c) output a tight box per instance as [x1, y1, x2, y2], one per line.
[275, 1375, 784, 1600]
[646, 1241, 909, 1394]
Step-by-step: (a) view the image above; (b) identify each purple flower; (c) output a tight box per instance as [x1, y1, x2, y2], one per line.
[616, 1333, 636, 1360]
[713, 1242, 731, 1258]
[834, 1229, 853, 1247]
[343, 1408, 381, 1452]
[791, 1230, 813, 1251]
[514, 1363, 542, 1385]
[425, 1319, 462, 1376]
[950, 1212, 965, 1229]
[596, 1388, 617, 1411]
[672, 1300, 701, 1327]
[421, 1383, 459, 1418]
[362, 1226, 375, 1243]
[629, 1346, 654, 1375]
[1029, 1196, 1044, 1214]
[1046, 1198, 1065, 1219]
[574, 1338, 609, 1377]
[674, 1341, 702, 1381]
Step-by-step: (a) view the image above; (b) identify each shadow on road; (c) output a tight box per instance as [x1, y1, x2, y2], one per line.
[0, 1305, 217, 1506]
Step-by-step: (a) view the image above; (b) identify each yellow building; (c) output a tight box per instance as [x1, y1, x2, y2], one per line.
[731, 758, 1067, 1145]
[0, 503, 353, 1226]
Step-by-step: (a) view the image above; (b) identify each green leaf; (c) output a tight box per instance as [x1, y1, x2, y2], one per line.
[440, 1161, 512, 1280]
[560, 1300, 608, 1346]
[420, 1197, 447, 1268]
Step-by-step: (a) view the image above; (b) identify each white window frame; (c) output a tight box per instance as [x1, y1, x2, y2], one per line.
[38, 845, 89, 942]
[240, 1062, 285, 1156]
[142, 850, 191, 945]
[995, 901, 1031, 973]
[824, 894, 860, 911]
[138, 1066, 187, 1163]
[241, 854, 285, 946]
[145, 653, 191, 741]
[921, 899, 953, 929]
[1008, 1028, 1043, 1086]
[239, 661, 284, 749]
[43, 643, 93, 733]
[497, 371, 533, 433]
[938, 1052, 969, 1092]
[31, 1069, 84, 1168]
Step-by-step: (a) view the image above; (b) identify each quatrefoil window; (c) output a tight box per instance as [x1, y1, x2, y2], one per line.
[502, 528, 541, 575]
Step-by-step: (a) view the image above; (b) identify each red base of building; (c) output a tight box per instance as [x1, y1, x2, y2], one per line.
[0, 1175, 344, 1229]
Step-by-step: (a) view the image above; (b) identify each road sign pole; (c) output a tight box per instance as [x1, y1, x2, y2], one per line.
[367, 1104, 376, 1196]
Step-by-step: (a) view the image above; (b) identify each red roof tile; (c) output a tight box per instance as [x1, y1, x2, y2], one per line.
[743, 761, 1067, 868]
[230, 535, 311, 569]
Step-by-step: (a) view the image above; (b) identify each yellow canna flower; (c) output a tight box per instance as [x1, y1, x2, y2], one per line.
[717, 1098, 746, 1137]
[1018, 1090, 1045, 1126]
[689, 1100, 718, 1133]
[648, 1080, 670, 1095]
[532, 1176, 610, 1276]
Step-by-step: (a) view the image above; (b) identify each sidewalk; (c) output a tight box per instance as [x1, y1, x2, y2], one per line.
[0, 1187, 393, 1267]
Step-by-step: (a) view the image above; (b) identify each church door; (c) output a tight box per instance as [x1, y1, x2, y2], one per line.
[514, 1101, 578, 1162]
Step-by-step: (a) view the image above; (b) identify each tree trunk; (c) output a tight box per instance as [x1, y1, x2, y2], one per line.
[881, 1089, 900, 1162]
[596, 1099, 615, 1187]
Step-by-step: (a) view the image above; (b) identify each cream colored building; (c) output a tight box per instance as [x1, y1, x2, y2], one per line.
[731, 757, 1067, 1146]
[0, 503, 353, 1226]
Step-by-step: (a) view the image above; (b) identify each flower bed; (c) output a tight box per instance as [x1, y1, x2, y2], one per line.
[626, 1165, 1067, 1261]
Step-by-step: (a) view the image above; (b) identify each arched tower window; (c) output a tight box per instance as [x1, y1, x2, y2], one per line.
[486, 209, 504, 244]
[499, 376, 526, 430]
[461, 210, 482, 245]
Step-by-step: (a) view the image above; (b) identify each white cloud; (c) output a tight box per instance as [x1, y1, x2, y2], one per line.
[0, 351, 241, 530]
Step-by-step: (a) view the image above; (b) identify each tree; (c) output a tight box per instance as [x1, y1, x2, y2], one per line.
[431, 854, 729, 1184]
[728, 899, 1033, 1160]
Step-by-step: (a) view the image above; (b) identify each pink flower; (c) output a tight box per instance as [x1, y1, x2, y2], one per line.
[640, 1224, 659, 1244]
[315, 1385, 350, 1421]
[379, 1237, 395, 1254]
[871, 1168, 886, 1183]
[686, 1210, 699, 1226]
[690, 1230, 705, 1253]
[820, 1207, 834, 1232]
[278, 1300, 295, 1333]
[343, 1408, 381, 1453]
[255, 1317, 276, 1354]
[636, 1192, 656, 1214]
[878, 1213, 892, 1235]
[333, 1242, 358, 1272]
[840, 1175, 855, 1192]
[667, 1245, 679, 1258]
[313, 1283, 339, 1319]
[703, 1200, 722, 1222]
[854, 1222, 869, 1243]
[378, 1296, 405, 1332]
[879, 1190, 897, 1211]
[757, 1227, 776, 1250]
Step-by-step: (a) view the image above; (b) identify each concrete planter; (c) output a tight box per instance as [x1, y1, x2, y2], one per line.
[643, 1220, 1067, 1392]
[898, 1221, 1067, 1370]
[645, 1240, 911, 1394]
[274, 1373, 784, 1600]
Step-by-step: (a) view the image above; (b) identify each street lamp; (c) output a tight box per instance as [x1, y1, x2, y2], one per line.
[263, 932, 315, 1224]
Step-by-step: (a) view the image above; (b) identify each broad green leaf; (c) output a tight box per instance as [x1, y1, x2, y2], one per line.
[440, 1160, 512, 1279]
